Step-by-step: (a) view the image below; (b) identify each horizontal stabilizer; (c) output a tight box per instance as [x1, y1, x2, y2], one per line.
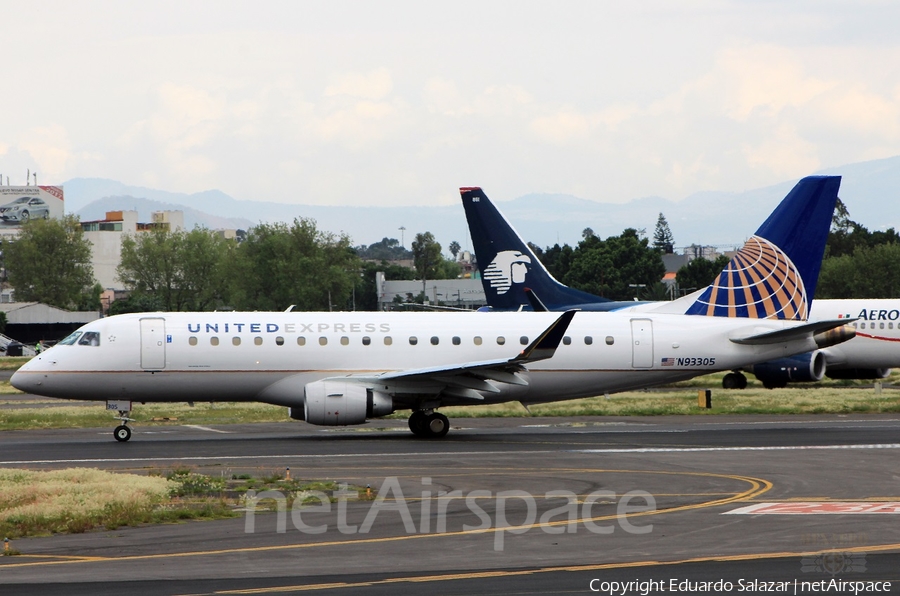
[731, 319, 856, 346]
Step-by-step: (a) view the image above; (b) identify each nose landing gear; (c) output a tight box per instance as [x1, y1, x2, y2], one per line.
[107, 401, 134, 442]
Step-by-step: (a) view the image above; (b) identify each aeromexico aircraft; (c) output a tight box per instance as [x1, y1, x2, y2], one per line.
[13, 177, 852, 442]
[461, 177, 894, 389]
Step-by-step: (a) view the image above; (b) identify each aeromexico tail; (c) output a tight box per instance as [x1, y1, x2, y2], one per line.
[13, 178, 853, 442]
[462, 177, 896, 388]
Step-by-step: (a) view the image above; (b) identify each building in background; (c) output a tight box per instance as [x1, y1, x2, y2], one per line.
[81, 210, 185, 291]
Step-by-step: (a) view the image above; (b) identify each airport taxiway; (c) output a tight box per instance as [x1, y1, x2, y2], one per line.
[1, 415, 899, 594]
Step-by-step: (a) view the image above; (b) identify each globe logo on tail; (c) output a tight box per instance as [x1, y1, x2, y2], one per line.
[484, 250, 532, 295]
[686, 236, 808, 319]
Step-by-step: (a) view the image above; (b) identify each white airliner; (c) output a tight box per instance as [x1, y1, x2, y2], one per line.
[12, 177, 852, 441]
[462, 183, 899, 389]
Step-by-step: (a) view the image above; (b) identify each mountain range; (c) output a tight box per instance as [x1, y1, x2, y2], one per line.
[64, 155, 900, 253]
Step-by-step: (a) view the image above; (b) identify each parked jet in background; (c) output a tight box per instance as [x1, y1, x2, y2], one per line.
[461, 179, 893, 388]
[13, 177, 849, 441]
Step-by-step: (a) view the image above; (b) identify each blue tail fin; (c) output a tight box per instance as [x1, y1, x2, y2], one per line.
[683, 176, 840, 320]
[460, 187, 613, 311]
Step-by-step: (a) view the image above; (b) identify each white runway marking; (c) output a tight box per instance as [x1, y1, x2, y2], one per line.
[727, 502, 900, 515]
[574, 444, 900, 454]
[183, 425, 232, 434]
[2, 444, 899, 466]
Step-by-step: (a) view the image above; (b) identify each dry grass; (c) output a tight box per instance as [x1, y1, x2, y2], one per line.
[0, 468, 173, 537]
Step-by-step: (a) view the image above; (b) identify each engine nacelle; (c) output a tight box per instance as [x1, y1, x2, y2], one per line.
[826, 368, 891, 380]
[303, 381, 393, 426]
[749, 351, 826, 388]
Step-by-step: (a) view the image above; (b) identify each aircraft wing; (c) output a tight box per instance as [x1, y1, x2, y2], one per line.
[730, 319, 856, 346]
[347, 310, 576, 401]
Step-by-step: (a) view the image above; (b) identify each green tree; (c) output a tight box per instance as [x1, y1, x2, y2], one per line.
[675, 255, 730, 295]
[538, 243, 576, 281]
[562, 229, 665, 300]
[6, 215, 96, 309]
[817, 243, 900, 298]
[448, 240, 461, 260]
[227, 218, 360, 311]
[117, 227, 230, 311]
[355, 237, 411, 261]
[411, 232, 442, 282]
[652, 212, 675, 253]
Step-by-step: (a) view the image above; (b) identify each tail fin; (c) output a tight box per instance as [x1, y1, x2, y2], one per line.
[678, 176, 841, 320]
[460, 187, 612, 311]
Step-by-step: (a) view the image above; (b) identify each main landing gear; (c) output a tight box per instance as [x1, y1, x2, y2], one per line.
[408, 410, 450, 438]
[722, 371, 748, 390]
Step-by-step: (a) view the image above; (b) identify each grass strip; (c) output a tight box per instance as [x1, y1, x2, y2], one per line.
[0, 467, 351, 540]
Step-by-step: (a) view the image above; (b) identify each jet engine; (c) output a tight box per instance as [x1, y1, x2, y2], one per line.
[749, 351, 826, 389]
[302, 380, 393, 426]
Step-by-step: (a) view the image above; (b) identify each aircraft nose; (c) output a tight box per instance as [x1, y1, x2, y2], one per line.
[11, 357, 48, 393]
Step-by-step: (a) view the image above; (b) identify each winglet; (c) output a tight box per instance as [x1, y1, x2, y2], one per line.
[524, 288, 550, 312]
[513, 310, 576, 363]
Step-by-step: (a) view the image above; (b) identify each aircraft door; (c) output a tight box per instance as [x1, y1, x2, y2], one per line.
[630, 318, 653, 368]
[140, 318, 166, 370]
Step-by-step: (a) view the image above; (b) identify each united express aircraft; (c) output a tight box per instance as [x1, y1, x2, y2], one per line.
[12, 177, 851, 441]
[462, 177, 895, 388]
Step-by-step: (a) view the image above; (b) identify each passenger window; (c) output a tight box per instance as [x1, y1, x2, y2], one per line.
[384, 336, 393, 346]
[563, 336, 571, 345]
[452, 336, 461, 345]
[340, 336, 349, 346]
[319, 337, 328, 346]
[605, 336, 615, 345]
[409, 336, 418, 345]
[58, 332, 83, 345]
[880, 323, 885, 329]
[297, 336, 306, 346]
[584, 336, 593, 345]
[519, 336, 529, 345]
[431, 336, 439, 345]
[233, 337, 241, 346]
[254, 337, 263, 346]
[496, 336, 506, 345]
[860, 323, 866, 329]
[474, 336, 483, 346]
[78, 332, 101, 346]
[189, 337, 198, 346]
[210, 337, 220, 346]
[275, 336, 284, 346]
[362, 336, 371, 346]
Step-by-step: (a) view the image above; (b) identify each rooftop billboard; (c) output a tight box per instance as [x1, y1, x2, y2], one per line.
[0, 186, 64, 230]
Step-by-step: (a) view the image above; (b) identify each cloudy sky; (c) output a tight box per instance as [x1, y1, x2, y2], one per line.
[3, 1, 900, 207]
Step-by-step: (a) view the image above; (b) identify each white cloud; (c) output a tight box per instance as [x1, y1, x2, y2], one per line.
[325, 68, 393, 100]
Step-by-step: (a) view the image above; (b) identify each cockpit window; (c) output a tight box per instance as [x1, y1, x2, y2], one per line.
[58, 331, 83, 345]
[78, 332, 101, 347]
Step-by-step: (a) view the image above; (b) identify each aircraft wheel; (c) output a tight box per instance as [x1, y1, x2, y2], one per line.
[425, 412, 450, 438]
[722, 373, 738, 390]
[408, 411, 428, 437]
[735, 372, 748, 389]
[114, 425, 132, 442]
